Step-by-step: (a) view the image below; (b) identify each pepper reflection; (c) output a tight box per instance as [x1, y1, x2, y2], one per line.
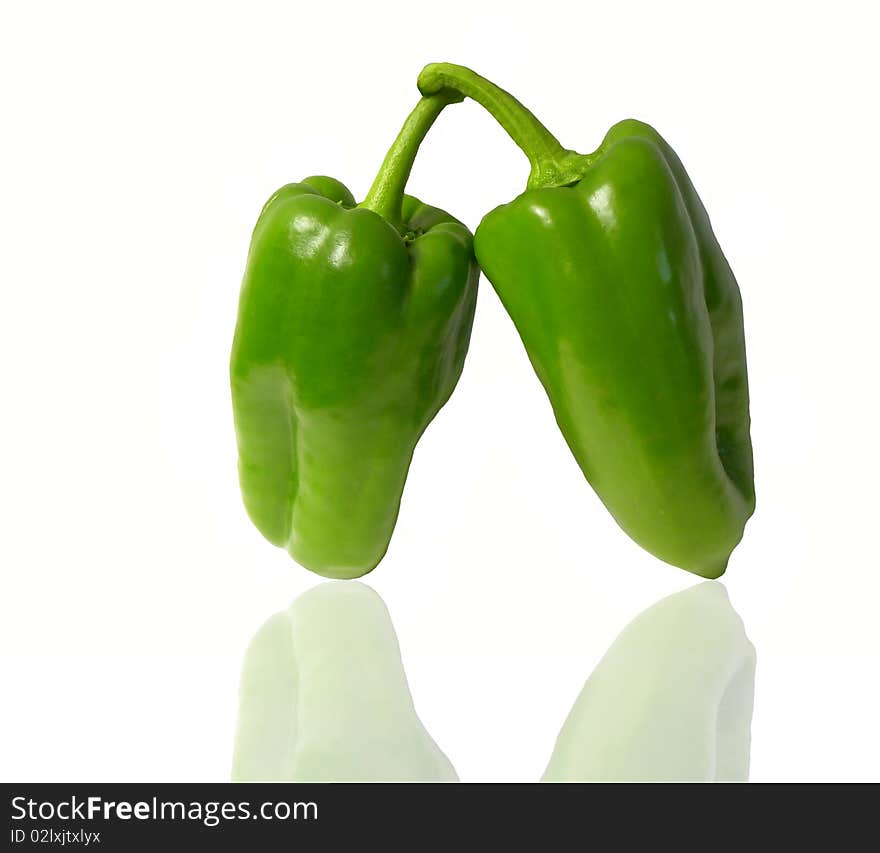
[232, 581, 754, 781]
[231, 582, 457, 781]
[543, 581, 756, 781]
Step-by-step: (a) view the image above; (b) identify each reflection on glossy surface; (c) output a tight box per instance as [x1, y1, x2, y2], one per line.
[231, 582, 457, 781]
[232, 580, 754, 781]
[543, 582, 755, 781]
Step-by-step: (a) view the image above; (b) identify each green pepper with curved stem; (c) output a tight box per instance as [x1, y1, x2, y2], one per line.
[230, 92, 478, 579]
[419, 63, 754, 578]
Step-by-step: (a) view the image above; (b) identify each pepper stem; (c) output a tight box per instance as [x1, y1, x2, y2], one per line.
[360, 91, 462, 225]
[418, 62, 588, 189]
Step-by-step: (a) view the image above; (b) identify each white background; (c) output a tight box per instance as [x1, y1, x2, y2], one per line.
[2, 0, 878, 782]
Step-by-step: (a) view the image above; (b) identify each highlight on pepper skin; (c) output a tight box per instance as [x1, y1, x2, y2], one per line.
[231, 579, 755, 782]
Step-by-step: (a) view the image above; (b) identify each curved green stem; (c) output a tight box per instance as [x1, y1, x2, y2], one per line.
[418, 62, 589, 189]
[360, 91, 462, 226]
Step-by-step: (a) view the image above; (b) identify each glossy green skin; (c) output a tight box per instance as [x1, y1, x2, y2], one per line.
[231, 176, 478, 578]
[475, 121, 754, 577]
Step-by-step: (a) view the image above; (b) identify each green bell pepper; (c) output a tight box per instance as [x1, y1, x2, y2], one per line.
[230, 93, 478, 579]
[419, 64, 754, 577]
